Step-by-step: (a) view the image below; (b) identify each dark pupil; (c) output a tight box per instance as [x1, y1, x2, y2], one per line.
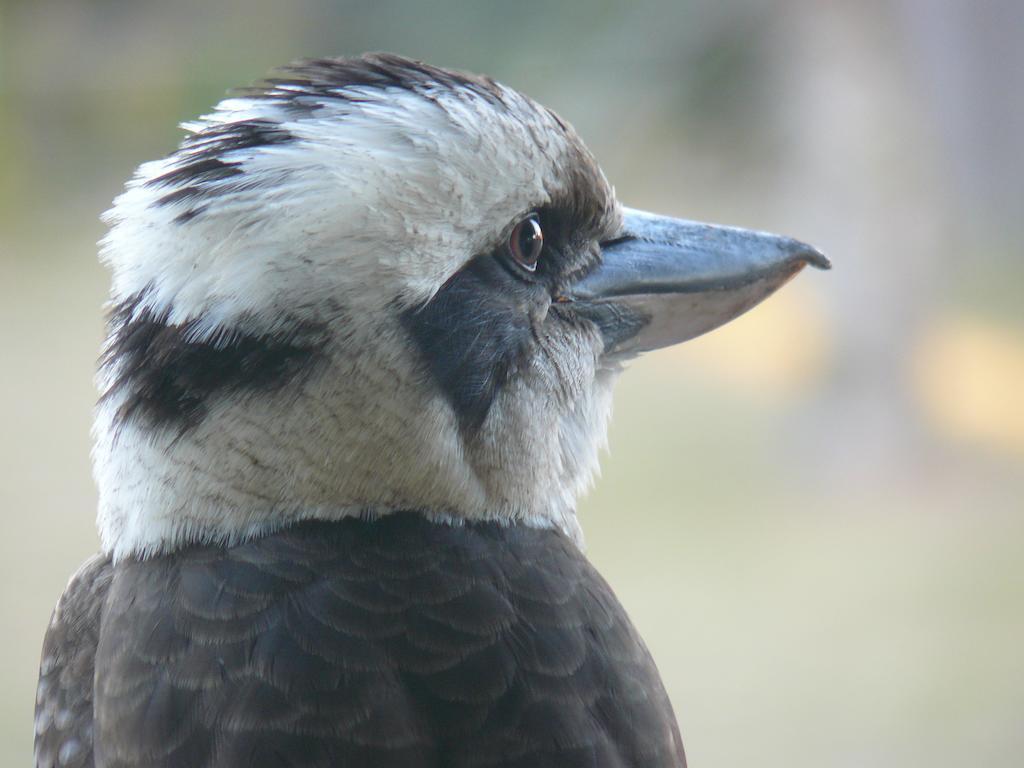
[518, 219, 541, 264]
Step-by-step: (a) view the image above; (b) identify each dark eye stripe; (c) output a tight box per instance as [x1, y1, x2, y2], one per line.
[101, 290, 327, 431]
[402, 256, 534, 432]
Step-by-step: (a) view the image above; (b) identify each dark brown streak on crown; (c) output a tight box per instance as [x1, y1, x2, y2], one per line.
[144, 119, 295, 221]
[242, 53, 509, 116]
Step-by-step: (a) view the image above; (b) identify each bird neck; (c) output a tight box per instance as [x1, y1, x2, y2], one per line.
[92, 348, 592, 561]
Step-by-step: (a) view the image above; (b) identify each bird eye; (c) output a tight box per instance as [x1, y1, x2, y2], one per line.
[508, 215, 543, 272]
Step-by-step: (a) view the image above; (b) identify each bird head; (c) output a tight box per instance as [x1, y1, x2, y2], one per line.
[94, 54, 828, 560]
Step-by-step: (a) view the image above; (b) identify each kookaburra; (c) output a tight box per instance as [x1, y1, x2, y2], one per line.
[35, 54, 827, 768]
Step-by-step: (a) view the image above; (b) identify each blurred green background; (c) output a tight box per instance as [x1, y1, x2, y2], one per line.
[2, 0, 1023, 765]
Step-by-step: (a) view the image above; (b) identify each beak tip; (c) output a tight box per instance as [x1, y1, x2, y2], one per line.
[791, 241, 831, 271]
[808, 249, 832, 271]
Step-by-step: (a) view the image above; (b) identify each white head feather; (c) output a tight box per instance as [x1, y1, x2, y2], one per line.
[94, 55, 623, 561]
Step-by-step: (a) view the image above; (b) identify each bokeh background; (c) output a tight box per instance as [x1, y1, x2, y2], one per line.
[2, 0, 1022, 765]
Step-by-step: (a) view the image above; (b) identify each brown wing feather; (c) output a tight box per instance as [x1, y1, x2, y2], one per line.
[40, 515, 685, 768]
[35, 554, 114, 768]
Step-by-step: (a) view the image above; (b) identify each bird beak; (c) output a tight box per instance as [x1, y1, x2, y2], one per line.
[567, 207, 830, 356]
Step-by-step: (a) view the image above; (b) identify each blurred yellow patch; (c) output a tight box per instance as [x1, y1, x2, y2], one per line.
[661, 282, 831, 400]
[914, 317, 1024, 454]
